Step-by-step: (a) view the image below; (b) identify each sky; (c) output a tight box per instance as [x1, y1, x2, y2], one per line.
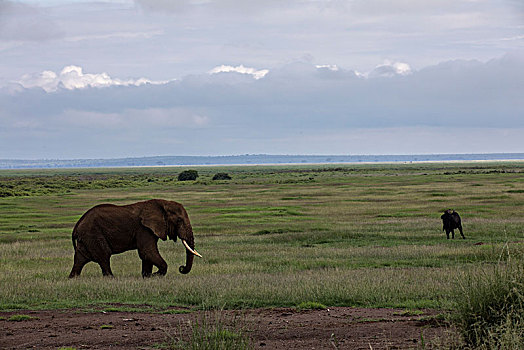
[0, 0, 523, 159]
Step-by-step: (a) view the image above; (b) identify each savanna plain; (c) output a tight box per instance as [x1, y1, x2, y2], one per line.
[0, 162, 523, 349]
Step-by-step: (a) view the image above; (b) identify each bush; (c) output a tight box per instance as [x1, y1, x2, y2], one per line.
[0, 189, 14, 197]
[178, 170, 199, 181]
[453, 258, 524, 348]
[213, 173, 232, 181]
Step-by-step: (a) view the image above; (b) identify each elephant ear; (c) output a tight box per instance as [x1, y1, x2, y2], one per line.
[140, 200, 168, 240]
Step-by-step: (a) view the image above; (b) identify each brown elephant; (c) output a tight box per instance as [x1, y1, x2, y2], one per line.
[69, 199, 202, 278]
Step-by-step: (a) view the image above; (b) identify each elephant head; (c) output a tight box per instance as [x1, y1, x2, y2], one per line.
[140, 199, 202, 274]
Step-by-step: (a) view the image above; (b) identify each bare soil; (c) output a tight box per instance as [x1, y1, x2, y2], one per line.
[1, 307, 459, 349]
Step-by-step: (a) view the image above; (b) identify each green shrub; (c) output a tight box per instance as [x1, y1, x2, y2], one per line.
[213, 173, 232, 180]
[453, 259, 524, 348]
[178, 170, 199, 181]
[0, 189, 14, 197]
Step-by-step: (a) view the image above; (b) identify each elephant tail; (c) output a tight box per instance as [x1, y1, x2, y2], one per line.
[71, 220, 81, 250]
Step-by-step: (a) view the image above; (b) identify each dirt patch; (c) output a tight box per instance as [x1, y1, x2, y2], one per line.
[0, 307, 459, 349]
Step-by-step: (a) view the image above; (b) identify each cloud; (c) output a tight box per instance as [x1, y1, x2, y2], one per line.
[220, 127, 524, 156]
[133, 0, 193, 13]
[349, 0, 463, 15]
[17, 65, 170, 92]
[6, 54, 523, 128]
[134, 0, 289, 14]
[56, 108, 209, 129]
[1, 54, 523, 158]
[209, 65, 269, 79]
[0, 0, 63, 41]
[315, 64, 340, 71]
[64, 30, 164, 43]
[1, 0, 520, 89]
[367, 61, 412, 78]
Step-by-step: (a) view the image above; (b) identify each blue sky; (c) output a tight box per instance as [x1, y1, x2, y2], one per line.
[0, 0, 523, 158]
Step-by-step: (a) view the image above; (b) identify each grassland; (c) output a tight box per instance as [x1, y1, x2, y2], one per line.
[0, 162, 522, 312]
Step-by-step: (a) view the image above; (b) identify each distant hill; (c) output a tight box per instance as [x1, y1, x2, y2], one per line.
[1, 153, 523, 169]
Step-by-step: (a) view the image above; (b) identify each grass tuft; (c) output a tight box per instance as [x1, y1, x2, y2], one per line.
[167, 311, 252, 350]
[453, 254, 524, 348]
[7, 314, 36, 322]
[296, 301, 327, 311]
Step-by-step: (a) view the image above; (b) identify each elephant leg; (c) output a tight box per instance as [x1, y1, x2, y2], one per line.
[69, 250, 90, 278]
[99, 258, 114, 277]
[141, 260, 153, 278]
[151, 253, 168, 276]
[86, 237, 114, 277]
[138, 245, 167, 276]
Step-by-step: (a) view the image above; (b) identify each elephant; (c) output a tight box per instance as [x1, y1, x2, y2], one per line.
[440, 209, 465, 239]
[69, 199, 202, 278]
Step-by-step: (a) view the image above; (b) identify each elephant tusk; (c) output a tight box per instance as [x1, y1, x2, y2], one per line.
[182, 240, 202, 258]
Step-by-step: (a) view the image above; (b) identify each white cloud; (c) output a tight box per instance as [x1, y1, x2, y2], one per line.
[208, 65, 269, 79]
[316, 64, 340, 71]
[12, 61, 417, 95]
[17, 65, 170, 92]
[367, 61, 412, 78]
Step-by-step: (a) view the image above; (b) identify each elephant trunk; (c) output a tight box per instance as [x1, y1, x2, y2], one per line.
[179, 235, 197, 274]
[179, 248, 194, 274]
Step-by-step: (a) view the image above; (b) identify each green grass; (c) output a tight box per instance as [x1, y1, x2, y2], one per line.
[166, 311, 252, 350]
[296, 301, 327, 310]
[158, 309, 193, 315]
[453, 257, 524, 348]
[0, 162, 523, 313]
[7, 314, 36, 321]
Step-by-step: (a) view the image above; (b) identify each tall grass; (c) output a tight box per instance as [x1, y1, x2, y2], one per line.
[0, 162, 523, 312]
[453, 247, 524, 349]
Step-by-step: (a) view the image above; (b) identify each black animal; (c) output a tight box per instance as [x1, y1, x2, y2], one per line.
[440, 209, 465, 239]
